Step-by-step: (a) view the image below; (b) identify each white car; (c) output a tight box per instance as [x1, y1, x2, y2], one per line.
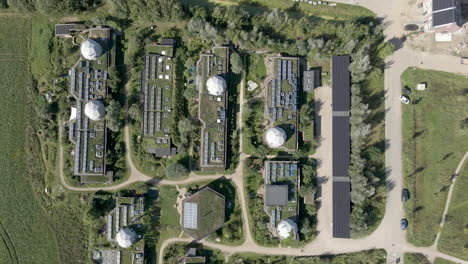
[400, 95, 410, 104]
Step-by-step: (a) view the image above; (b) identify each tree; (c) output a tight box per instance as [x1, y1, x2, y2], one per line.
[177, 118, 197, 146]
[230, 52, 243, 74]
[128, 103, 141, 122]
[165, 162, 189, 179]
[106, 100, 122, 132]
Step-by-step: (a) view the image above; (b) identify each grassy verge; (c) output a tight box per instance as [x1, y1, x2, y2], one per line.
[434, 258, 458, 264]
[228, 249, 386, 263]
[155, 186, 181, 263]
[401, 68, 468, 246]
[182, 0, 374, 20]
[404, 253, 430, 264]
[438, 164, 468, 260]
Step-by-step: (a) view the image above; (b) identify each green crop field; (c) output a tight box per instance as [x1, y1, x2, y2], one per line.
[438, 164, 468, 260]
[0, 15, 60, 264]
[401, 68, 468, 246]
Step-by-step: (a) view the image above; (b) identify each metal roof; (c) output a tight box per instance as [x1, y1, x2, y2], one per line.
[432, 0, 458, 11]
[332, 180, 351, 238]
[332, 116, 350, 177]
[332, 56, 350, 112]
[265, 185, 289, 206]
[432, 8, 461, 27]
[183, 202, 198, 229]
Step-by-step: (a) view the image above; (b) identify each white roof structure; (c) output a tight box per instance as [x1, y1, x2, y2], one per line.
[80, 39, 102, 60]
[265, 127, 286, 148]
[69, 107, 77, 121]
[277, 219, 297, 240]
[206, 75, 226, 96]
[115, 227, 137, 248]
[84, 100, 105, 121]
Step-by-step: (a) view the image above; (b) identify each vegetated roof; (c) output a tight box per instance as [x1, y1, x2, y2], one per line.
[332, 180, 351, 238]
[331, 56, 350, 112]
[182, 187, 225, 240]
[432, 0, 458, 11]
[55, 24, 77, 35]
[432, 8, 461, 27]
[183, 256, 206, 264]
[265, 184, 289, 206]
[159, 37, 176, 46]
[265, 127, 287, 148]
[81, 39, 103, 60]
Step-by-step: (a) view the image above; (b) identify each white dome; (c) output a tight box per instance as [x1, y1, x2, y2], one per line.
[80, 39, 102, 60]
[206, 75, 226, 96]
[116, 228, 137, 248]
[277, 219, 297, 240]
[84, 100, 105, 121]
[265, 127, 286, 148]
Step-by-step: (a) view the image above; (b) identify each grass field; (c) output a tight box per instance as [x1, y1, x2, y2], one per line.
[438, 164, 468, 260]
[404, 253, 430, 264]
[401, 68, 468, 246]
[434, 258, 458, 264]
[0, 15, 61, 264]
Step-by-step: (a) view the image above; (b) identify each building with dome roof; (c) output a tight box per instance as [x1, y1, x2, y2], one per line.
[265, 127, 287, 148]
[81, 39, 103, 60]
[206, 75, 226, 96]
[64, 26, 114, 183]
[196, 47, 230, 171]
[84, 100, 105, 121]
[115, 227, 137, 248]
[277, 219, 298, 240]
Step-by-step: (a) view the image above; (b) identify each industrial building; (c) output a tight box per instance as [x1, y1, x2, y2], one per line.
[331, 55, 351, 239]
[141, 38, 177, 157]
[196, 47, 230, 171]
[65, 27, 114, 184]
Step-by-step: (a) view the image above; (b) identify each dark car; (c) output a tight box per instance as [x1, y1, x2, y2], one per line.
[401, 188, 410, 202]
[404, 24, 419, 31]
[403, 86, 411, 95]
[400, 219, 408, 230]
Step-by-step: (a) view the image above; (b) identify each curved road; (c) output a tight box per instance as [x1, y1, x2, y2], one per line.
[58, 1, 468, 262]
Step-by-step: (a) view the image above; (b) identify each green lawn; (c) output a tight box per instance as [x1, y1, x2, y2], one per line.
[434, 258, 458, 264]
[438, 164, 468, 260]
[404, 253, 430, 264]
[156, 186, 181, 264]
[401, 68, 468, 246]
[0, 15, 61, 264]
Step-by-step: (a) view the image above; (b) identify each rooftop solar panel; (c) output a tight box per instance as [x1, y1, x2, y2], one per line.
[183, 202, 198, 229]
[332, 181, 351, 238]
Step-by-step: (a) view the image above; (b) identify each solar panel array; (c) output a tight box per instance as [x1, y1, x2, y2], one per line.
[183, 202, 198, 229]
[331, 55, 351, 239]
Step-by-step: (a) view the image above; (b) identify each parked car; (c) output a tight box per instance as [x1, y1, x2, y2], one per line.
[401, 189, 410, 202]
[400, 95, 410, 104]
[400, 219, 408, 230]
[403, 86, 411, 95]
[404, 24, 419, 31]
[461, 57, 468, 64]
